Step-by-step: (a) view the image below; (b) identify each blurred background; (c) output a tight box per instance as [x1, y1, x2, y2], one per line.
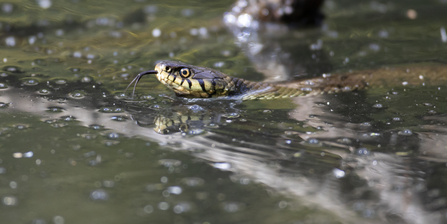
[1, 0, 447, 223]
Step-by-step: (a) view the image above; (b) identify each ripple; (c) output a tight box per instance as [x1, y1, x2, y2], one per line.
[2, 66, 24, 73]
[33, 59, 47, 66]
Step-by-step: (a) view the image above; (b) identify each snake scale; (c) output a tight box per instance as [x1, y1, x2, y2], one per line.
[126, 61, 447, 100]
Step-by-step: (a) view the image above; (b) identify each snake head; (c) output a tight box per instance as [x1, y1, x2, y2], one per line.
[154, 61, 234, 98]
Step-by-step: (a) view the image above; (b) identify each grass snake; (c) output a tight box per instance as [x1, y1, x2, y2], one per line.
[126, 61, 447, 100]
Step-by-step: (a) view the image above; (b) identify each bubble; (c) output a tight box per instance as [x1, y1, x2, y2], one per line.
[2, 66, 23, 73]
[47, 107, 65, 113]
[38, 89, 51, 95]
[90, 189, 109, 201]
[158, 202, 169, 210]
[372, 103, 383, 108]
[357, 148, 371, 156]
[278, 201, 287, 209]
[188, 104, 203, 112]
[89, 124, 103, 130]
[398, 129, 413, 136]
[69, 90, 85, 99]
[103, 180, 115, 188]
[37, 0, 52, 9]
[2, 196, 17, 206]
[31, 219, 47, 224]
[167, 186, 182, 195]
[143, 205, 154, 214]
[23, 79, 39, 86]
[5, 36, 16, 47]
[61, 116, 76, 121]
[222, 113, 240, 118]
[81, 76, 92, 82]
[173, 202, 191, 214]
[181, 177, 204, 187]
[158, 159, 181, 167]
[73, 52, 82, 58]
[152, 29, 161, 37]
[333, 168, 345, 178]
[181, 8, 194, 17]
[110, 116, 127, 122]
[1, 3, 13, 13]
[54, 79, 67, 84]
[222, 202, 245, 212]
[214, 61, 225, 68]
[107, 132, 120, 139]
[24, 151, 33, 157]
[307, 138, 319, 144]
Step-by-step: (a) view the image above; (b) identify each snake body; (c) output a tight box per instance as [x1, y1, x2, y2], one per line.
[127, 61, 447, 100]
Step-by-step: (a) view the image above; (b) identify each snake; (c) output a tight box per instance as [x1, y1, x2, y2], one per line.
[126, 60, 447, 100]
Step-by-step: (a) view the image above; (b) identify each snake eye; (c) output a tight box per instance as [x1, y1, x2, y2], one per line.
[180, 68, 191, 78]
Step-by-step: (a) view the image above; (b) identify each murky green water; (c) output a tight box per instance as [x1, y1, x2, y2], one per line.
[1, 0, 447, 223]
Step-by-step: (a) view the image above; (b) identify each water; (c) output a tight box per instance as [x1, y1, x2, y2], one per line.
[1, 0, 447, 223]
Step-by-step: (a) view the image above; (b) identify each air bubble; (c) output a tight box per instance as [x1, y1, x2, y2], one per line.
[158, 159, 181, 167]
[23, 79, 39, 86]
[398, 129, 413, 136]
[181, 177, 204, 187]
[69, 90, 85, 99]
[38, 89, 51, 95]
[111, 116, 127, 122]
[90, 189, 109, 201]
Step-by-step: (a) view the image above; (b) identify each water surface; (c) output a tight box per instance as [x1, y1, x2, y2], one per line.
[1, 0, 447, 223]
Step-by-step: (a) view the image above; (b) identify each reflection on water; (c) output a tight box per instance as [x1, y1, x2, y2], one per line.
[1, 0, 447, 223]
